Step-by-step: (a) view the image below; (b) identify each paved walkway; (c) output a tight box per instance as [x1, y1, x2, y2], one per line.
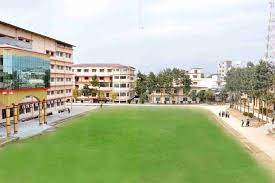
[202, 105, 275, 161]
[0, 105, 98, 140]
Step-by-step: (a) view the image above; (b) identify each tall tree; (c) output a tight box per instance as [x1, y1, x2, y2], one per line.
[135, 71, 147, 103]
[147, 72, 157, 102]
[91, 75, 100, 101]
[189, 90, 197, 103]
[81, 84, 92, 99]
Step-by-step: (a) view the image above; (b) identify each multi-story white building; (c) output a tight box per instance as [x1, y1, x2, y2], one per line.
[73, 63, 135, 103]
[217, 60, 232, 78]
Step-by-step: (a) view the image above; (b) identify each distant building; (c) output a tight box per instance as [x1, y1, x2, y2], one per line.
[73, 63, 135, 103]
[217, 60, 232, 78]
[149, 68, 222, 104]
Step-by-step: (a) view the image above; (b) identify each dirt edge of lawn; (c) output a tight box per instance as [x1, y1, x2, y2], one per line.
[200, 107, 275, 178]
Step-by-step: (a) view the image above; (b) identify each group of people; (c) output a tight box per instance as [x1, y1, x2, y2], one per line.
[219, 111, 230, 118]
[241, 119, 250, 127]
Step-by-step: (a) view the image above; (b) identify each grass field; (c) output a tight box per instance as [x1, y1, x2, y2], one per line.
[0, 107, 271, 183]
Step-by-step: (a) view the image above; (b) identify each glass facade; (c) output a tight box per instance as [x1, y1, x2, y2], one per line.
[0, 54, 50, 89]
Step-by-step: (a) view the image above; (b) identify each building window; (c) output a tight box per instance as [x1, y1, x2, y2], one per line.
[120, 84, 126, 88]
[51, 65, 54, 69]
[92, 69, 97, 72]
[77, 69, 81, 72]
[193, 75, 197, 78]
[114, 84, 119, 88]
[120, 76, 126, 79]
[120, 92, 126, 96]
[51, 78, 54, 82]
[84, 69, 89, 72]
[99, 77, 104, 80]
[106, 93, 109, 97]
[114, 76, 119, 79]
[85, 77, 89, 80]
[107, 69, 112, 72]
[100, 69, 104, 72]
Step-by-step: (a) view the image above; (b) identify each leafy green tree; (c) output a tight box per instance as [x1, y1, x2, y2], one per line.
[197, 90, 206, 103]
[82, 84, 92, 100]
[91, 75, 99, 87]
[255, 61, 274, 120]
[72, 88, 79, 102]
[205, 90, 215, 103]
[189, 90, 197, 103]
[147, 72, 157, 102]
[110, 92, 118, 103]
[219, 89, 228, 103]
[147, 72, 157, 94]
[225, 67, 243, 110]
[135, 71, 148, 103]
[91, 75, 100, 101]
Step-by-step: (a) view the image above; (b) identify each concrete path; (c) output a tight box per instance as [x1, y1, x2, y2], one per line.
[0, 105, 98, 140]
[202, 105, 275, 161]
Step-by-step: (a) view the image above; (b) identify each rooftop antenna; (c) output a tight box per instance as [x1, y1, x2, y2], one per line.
[266, 0, 275, 64]
[138, 0, 144, 30]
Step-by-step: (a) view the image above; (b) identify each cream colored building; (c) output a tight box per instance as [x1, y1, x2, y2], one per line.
[73, 64, 135, 103]
[0, 21, 74, 122]
[149, 68, 223, 104]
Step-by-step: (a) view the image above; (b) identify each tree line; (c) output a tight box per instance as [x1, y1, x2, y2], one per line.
[225, 60, 275, 120]
[135, 68, 217, 104]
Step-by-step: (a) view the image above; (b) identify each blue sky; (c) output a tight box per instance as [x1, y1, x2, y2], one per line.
[0, 0, 269, 74]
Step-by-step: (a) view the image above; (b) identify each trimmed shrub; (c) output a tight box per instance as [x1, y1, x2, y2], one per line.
[248, 113, 254, 118]
[243, 112, 248, 116]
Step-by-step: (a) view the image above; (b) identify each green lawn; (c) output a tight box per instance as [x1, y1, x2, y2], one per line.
[0, 107, 271, 183]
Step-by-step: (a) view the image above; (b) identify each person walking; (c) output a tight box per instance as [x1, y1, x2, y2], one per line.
[241, 120, 245, 127]
[272, 117, 274, 125]
[219, 111, 221, 117]
[227, 112, 230, 118]
[246, 119, 250, 127]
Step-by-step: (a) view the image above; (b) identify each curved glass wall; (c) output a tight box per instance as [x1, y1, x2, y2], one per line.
[0, 54, 50, 89]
